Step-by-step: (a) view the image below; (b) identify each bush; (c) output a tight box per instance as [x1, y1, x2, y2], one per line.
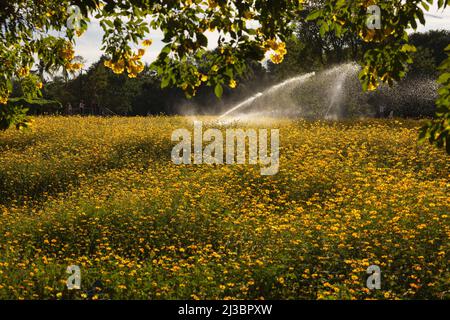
[8, 98, 63, 115]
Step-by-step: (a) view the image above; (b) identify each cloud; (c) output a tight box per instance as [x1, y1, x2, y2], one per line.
[414, 2, 450, 32]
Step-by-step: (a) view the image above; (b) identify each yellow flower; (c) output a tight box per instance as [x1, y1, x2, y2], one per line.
[229, 79, 237, 89]
[270, 53, 284, 64]
[60, 44, 75, 61]
[72, 63, 83, 70]
[36, 82, 43, 89]
[360, 29, 376, 42]
[265, 40, 287, 63]
[137, 48, 146, 57]
[65, 62, 82, 71]
[110, 59, 125, 74]
[18, 67, 30, 77]
[276, 42, 287, 56]
[208, 0, 218, 8]
[367, 80, 378, 91]
[266, 39, 279, 51]
[142, 39, 153, 47]
[0, 95, 8, 105]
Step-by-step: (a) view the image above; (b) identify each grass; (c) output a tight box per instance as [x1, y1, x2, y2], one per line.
[0, 116, 448, 300]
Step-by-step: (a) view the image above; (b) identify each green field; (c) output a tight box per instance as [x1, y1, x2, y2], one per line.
[0, 116, 448, 300]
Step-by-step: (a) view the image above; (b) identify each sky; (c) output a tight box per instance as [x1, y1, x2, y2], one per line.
[73, 4, 450, 68]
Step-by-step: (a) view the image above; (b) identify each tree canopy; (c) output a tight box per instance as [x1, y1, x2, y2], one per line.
[0, 0, 449, 153]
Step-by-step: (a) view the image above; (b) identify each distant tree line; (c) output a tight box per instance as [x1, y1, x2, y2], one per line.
[10, 30, 450, 118]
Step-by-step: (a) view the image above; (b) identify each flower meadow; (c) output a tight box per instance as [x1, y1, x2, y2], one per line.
[0, 116, 448, 300]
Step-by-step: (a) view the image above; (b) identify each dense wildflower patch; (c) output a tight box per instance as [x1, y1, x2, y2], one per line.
[0, 116, 448, 299]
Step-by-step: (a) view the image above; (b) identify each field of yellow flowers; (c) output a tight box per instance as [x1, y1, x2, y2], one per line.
[0, 116, 448, 300]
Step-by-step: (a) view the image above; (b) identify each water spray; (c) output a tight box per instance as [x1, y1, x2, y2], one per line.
[218, 72, 316, 120]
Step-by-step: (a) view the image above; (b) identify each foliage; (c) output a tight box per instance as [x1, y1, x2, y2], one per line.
[42, 55, 273, 116]
[0, 116, 448, 299]
[419, 45, 450, 153]
[410, 47, 440, 77]
[38, 31, 445, 118]
[0, 0, 87, 127]
[8, 98, 63, 115]
[410, 30, 450, 67]
[0, 104, 30, 131]
[407, 30, 450, 77]
[268, 1, 363, 78]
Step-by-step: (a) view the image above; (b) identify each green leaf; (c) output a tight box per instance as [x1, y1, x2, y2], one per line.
[161, 76, 170, 88]
[197, 33, 208, 47]
[306, 10, 322, 21]
[319, 23, 329, 36]
[214, 83, 223, 97]
[400, 44, 416, 53]
[438, 72, 450, 84]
